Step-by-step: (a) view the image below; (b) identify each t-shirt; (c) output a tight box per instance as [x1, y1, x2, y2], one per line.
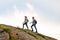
[24, 19, 29, 23]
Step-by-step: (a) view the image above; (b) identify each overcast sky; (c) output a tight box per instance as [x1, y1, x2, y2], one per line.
[0, 0, 60, 40]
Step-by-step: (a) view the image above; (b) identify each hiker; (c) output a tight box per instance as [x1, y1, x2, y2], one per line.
[30, 17, 37, 33]
[23, 16, 29, 29]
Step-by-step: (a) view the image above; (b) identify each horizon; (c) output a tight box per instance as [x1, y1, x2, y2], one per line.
[0, 0, 60, 40]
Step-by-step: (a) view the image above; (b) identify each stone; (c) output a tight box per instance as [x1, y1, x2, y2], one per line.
[0, 29, 4, 33]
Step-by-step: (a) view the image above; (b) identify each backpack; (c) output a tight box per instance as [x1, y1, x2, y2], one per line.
[35, 20, 37, 24]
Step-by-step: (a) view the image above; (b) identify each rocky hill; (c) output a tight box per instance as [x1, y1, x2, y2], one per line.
[0, 24, 57, 40]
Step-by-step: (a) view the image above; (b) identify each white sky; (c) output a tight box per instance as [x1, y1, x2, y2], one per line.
[0, 0, 60, 40]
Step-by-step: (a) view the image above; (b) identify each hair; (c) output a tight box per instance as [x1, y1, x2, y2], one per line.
[32, 17, 34, 19]
[25, 16, 27, 18]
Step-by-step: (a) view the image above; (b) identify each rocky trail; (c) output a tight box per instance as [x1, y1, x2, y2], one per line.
[0, 24, 57, 40]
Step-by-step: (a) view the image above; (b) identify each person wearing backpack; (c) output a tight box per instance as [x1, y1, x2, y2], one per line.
[23, 16, 29, 29]
[30, 17, 37, 33]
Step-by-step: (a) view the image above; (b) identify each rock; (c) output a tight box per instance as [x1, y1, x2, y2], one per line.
[0, 24, 57, 40]
[0, 29, 4, 33]
[0, 29, 9, 40]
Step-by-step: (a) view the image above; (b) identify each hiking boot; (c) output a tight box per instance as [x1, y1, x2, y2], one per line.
[35, 31, 37, 33]
[32, 29, 33, 32]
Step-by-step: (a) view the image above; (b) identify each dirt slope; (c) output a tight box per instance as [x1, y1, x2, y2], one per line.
[0, 24, 57, 40]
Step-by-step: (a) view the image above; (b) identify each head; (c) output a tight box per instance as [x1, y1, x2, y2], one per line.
[32, 17, 34, 20]
[25, 16, 27, 19]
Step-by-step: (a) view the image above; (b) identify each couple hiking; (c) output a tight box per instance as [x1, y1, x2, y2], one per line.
[23, 16, 37, 33]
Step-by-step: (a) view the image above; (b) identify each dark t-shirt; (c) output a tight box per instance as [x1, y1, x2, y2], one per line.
[32, 19, 37, 24]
